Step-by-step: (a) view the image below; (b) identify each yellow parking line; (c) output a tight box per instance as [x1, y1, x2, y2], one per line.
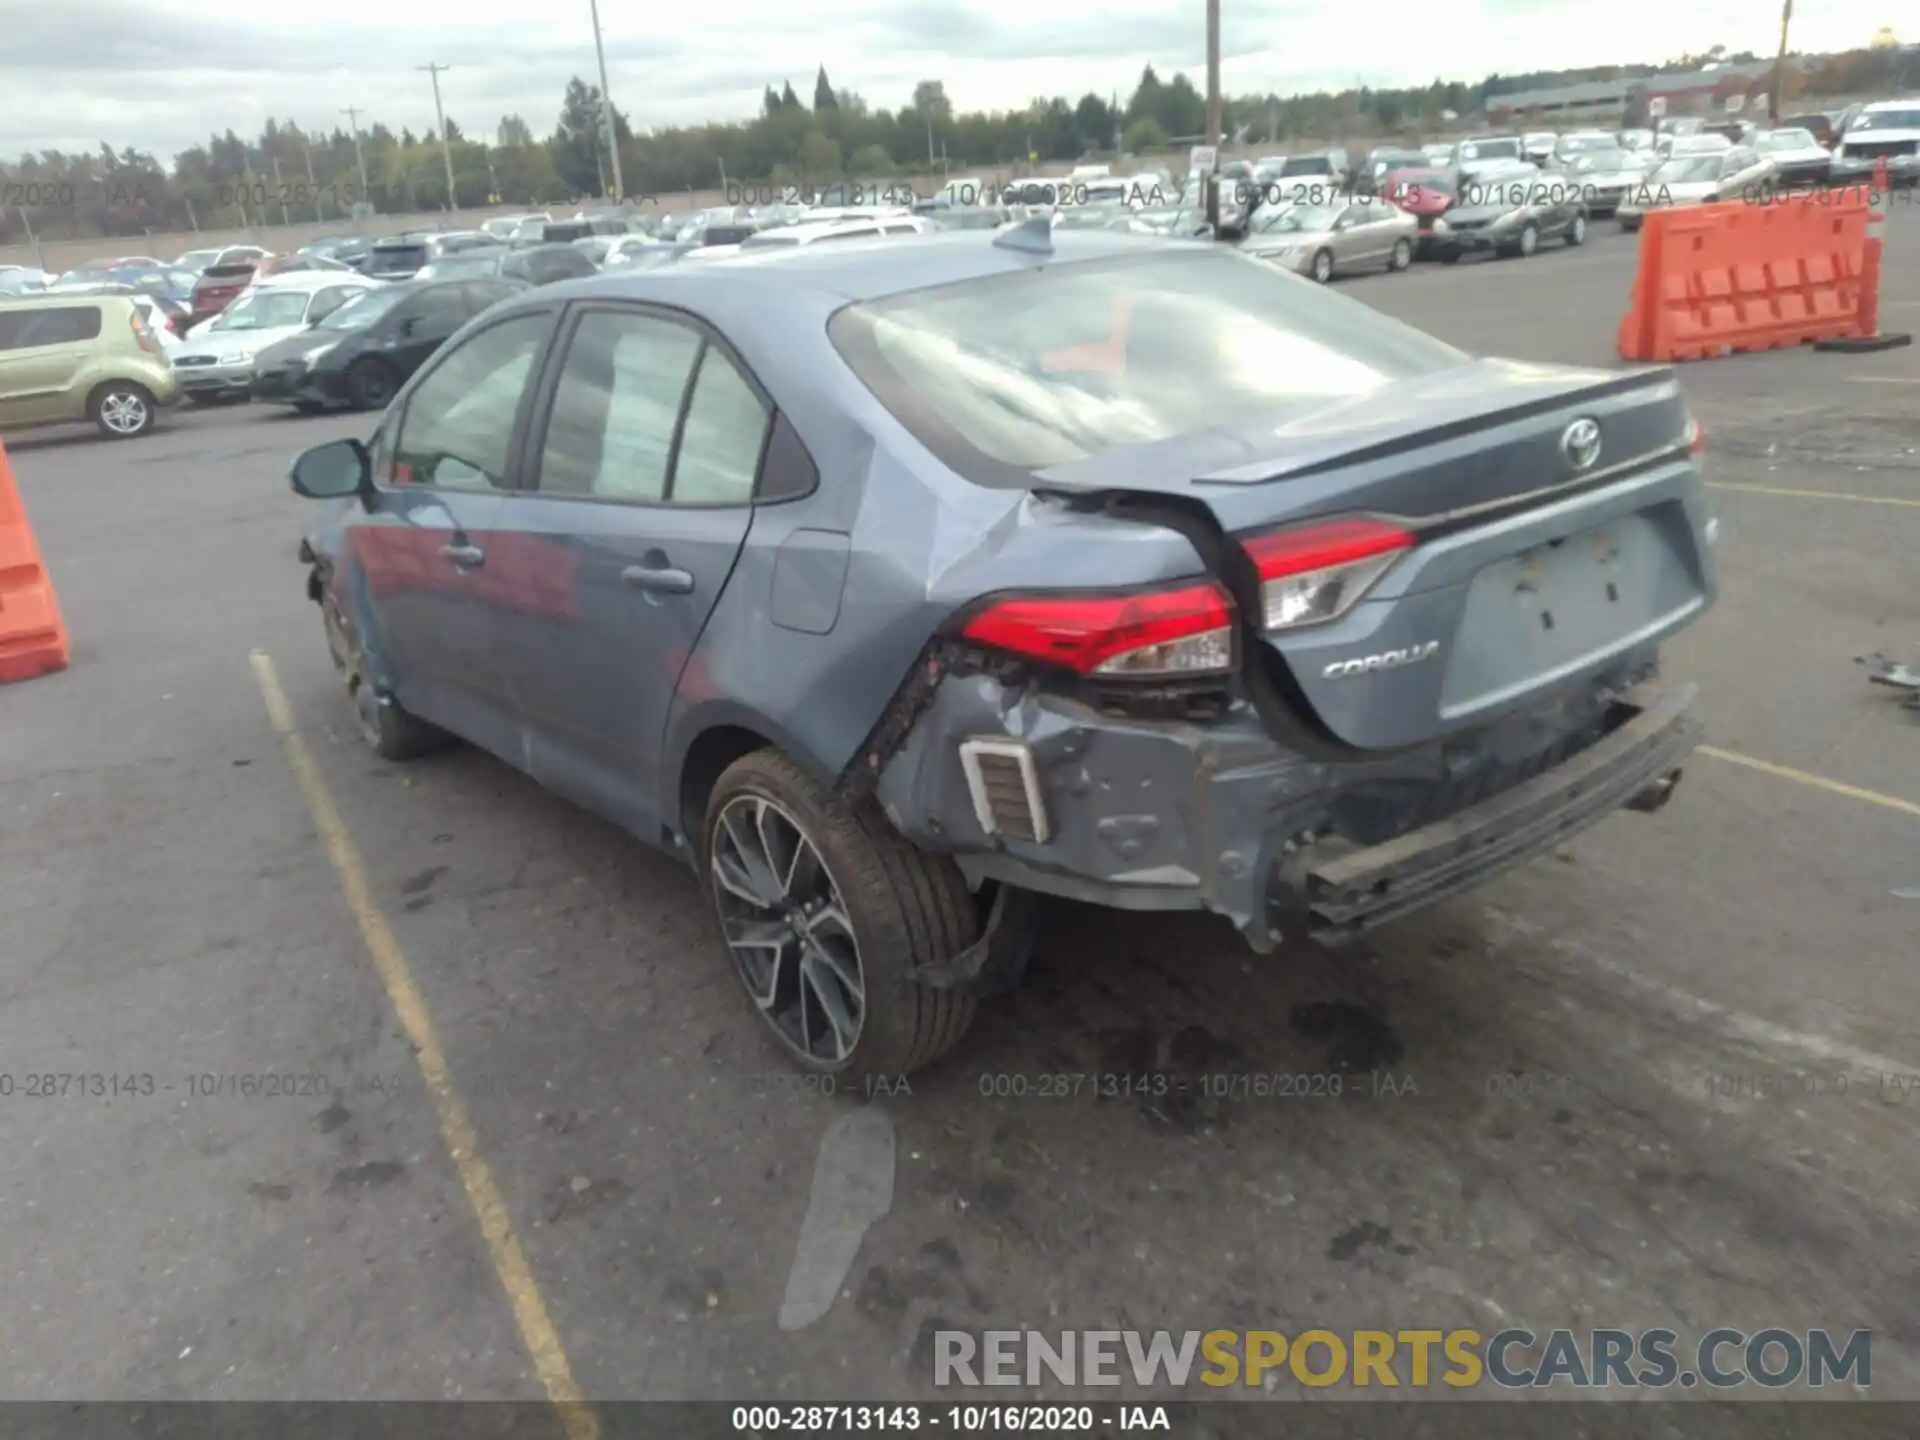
[249, 650, 599, 1439]
[1706, 481, 1920, 508]
[1699, 744, 1920, 820]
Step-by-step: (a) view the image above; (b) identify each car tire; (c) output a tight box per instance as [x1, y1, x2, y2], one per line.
[292, 400, 327, 415]
[1311, 248, 1335, 283]
[345, 358, 399, 411]
[1567, 213, 1587, 246]
[90, 382, 157, 438]
[1440, 250, 1462, 265]
[1621, 217, 1641, 233]
[321, 588, 451, 762]
[1511, 222, 1540, 258]
[186, 393, 220, 408]
[703, 748, 980, 1079]
[1387, 238, 1413, 270]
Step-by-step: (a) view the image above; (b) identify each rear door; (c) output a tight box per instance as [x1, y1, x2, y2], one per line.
[348, 307, 559, 750]
[1334, 198, 1394, 266]
[391, 285, 471, 377]
[489, 302, 768, 837]
[0, 304, 103, 425]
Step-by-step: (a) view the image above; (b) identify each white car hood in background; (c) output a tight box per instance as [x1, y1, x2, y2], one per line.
[177, 321, 311, 361]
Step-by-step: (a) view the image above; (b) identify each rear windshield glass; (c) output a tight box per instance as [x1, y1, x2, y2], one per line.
[370, 246, 428, 269]
[828, 248, 1466, 472]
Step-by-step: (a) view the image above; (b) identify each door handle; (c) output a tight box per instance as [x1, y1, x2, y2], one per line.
[622, 564, 694, 595]
[439, 542, 485, 569]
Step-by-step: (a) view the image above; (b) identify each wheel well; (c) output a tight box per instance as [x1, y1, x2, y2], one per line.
[677, 724, 775, 844]
[88, 378, 152, 408]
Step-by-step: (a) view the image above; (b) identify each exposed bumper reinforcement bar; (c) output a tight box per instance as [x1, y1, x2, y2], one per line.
[1293, 682, 1700, 943]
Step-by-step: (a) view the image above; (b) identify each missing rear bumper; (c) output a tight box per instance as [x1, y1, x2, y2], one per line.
[1286, 684, 1699, 943]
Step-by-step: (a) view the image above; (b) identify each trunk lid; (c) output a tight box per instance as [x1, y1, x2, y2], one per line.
[1034, 360, 1714, 751]
[192, 264, 256, 312]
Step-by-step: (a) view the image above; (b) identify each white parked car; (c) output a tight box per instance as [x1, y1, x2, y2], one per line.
[173, 271, 381, 405]
[733, 216, 932, 254]
[1617, 145, 1776, 231]
[1831, 100, 1920, 187]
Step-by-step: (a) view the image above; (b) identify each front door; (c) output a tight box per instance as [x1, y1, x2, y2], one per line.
[490, 304, 768, 839]
[346, 308, 557, 751]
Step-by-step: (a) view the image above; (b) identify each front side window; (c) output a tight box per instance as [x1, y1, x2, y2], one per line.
[829, 249, 1466, 474]
[390, 314, 549, 491]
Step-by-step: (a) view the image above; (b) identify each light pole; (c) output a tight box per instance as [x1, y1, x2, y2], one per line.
[1768, 0, 1792, 125]
[340, 105, 371, 212]
[418, 62, 461, 210]
[1205, 0, 1222, 231]
[588, 0, 626, 200]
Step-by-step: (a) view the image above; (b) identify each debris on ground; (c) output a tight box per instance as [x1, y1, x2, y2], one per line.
[1857, 653, 1920, 712]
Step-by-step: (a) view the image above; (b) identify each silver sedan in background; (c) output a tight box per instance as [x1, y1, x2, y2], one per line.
[1238, 194, 1418, 282]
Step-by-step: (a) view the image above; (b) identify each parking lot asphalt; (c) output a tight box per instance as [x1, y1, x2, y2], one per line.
[2, 212, 1917, 1415]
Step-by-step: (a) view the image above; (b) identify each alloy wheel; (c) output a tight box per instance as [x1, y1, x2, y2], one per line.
[100, 391, 149, 434]
[1519, 224, 1539, 256]
[1313, 250, 1333, 283]
[709, 794, 865, 1066]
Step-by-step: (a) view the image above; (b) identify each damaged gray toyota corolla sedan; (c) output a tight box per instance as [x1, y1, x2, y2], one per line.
[287, 219, 1715, 1078]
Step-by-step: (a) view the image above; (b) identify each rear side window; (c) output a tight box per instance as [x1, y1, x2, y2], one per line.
[673, 348, 770, 505]
[829, 249, 1466, 475]
[0, 305, 103, 349]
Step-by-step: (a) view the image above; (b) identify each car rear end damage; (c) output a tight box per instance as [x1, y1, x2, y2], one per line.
[856, 363, 1716, 965]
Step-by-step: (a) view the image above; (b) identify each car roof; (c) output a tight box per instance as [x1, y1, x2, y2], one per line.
[0, 291, 132, 312]
[536, 227, 1198, 307]
[1860, 99, 1919, 112]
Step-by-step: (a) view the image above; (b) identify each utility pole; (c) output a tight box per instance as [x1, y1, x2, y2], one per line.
[1205, 0, 1222, 231]
[1768, 0, 1792, 125]
[270, 153, 290, 225]
[341, 106, 371, 213]
[419, 63, 460, 210]
[587, 0, 626, 199]
[302, 133, 322, 221]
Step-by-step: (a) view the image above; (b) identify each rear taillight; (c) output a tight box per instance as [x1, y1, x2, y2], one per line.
[1241, 516, 1413, 632]
[1684, 414, 1705, 456]
[960, 582, 1236, 678]
[130, 310, 161, 355]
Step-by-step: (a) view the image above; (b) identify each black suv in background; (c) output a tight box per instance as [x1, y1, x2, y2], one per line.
[250, 278, 524, 412]
[361, 232, 502, 280]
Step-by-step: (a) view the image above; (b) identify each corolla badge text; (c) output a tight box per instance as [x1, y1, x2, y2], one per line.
[1322, 640, 1441, 679]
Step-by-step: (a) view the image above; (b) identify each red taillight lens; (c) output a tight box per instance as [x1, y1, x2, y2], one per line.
[1241, 516, 1414, 632]
[960, 582, 1236, 677]
[1685, 414, 1705, 456]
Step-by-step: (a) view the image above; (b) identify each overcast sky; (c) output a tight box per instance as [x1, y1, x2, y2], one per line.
[0, 0, 1887, 159]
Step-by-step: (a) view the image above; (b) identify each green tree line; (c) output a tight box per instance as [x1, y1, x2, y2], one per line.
[1, 45, 1908, 245]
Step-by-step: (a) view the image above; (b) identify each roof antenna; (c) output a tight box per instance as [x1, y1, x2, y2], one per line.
[993, 212, 1053, 255]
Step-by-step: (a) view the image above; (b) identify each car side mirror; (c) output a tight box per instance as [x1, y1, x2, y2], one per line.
[290, 438, 373, 507]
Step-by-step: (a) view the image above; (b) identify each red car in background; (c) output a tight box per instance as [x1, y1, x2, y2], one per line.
[1380, 168, 1457, 253]
[186, 249, 351, 325]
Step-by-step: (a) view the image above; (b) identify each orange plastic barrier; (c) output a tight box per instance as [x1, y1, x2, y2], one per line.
[0, 436, 71, 684]
[1618, 186, 1875, 362]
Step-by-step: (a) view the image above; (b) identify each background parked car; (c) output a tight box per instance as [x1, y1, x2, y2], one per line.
[1523, 131, 1558, 165]
[1239, 193, 1417, 281]
[499, 244, 600, 285]
[1779, 112, 1838, 148]
[0, 294, 179, 438]
[172, 272, 381, 406]
[188, 249, 274, 325]
[1617, 145, 1775, 230]
[1449, 134, 1527, 180]
[1553, 142, 1655, 218]
[1379, 168, 1458, 252]
[1756, 126, 1835, 187]
[250, 279, 522, 412]
[1428, 161, 1589, 261]
[1830, 100, 1920, 186]
[0, 266, 55, 295]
